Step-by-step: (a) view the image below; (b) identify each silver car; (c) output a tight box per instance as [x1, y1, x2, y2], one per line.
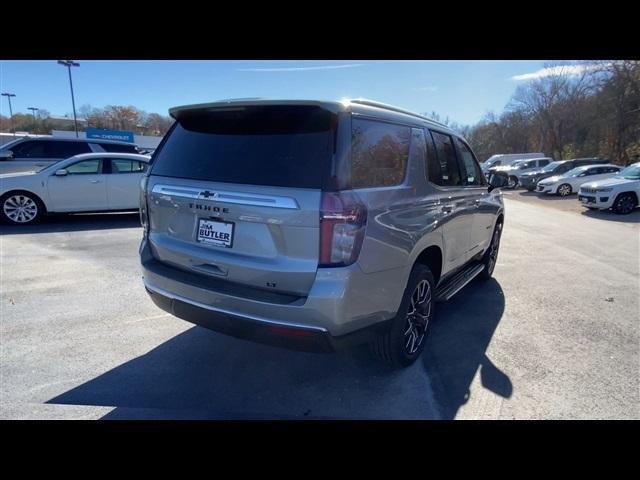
[140, 99, 507, 367]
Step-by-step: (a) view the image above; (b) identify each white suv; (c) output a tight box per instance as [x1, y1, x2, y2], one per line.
[578, 162, 640, 214]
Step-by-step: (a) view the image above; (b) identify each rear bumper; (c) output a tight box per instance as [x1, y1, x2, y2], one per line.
[144, 282, 390, 353]
[140, 237, 404, 342]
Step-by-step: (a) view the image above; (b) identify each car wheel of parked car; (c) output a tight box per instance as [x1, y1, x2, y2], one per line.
[479, 220, 503, 280]
[507, 175, 518, 189]
[612, 193, 637, 215]
[371, 264, 435, 368]
[526, 186, 535, 192]
[557, 183, 572, 196]
[0, 191, 44, 225]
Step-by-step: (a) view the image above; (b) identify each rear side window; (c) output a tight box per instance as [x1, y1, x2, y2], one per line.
[10, 141, 46, 158]
[111, 159, 146, 173]
[351, 119, 410, 188]
[427, 130, 462, 186]
[151, 105, 335, 189]
[47, 141, 92, 158]
[99, 143, 139, 153]
[65, 159, 101, 174]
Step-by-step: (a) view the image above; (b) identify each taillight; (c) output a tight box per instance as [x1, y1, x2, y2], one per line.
[139, 175, 149, 233]
[319, 191, 367, 267]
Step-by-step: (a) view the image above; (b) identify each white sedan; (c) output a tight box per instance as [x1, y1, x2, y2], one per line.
[0, 152, 150, 225]
[536, 164, 622, 196]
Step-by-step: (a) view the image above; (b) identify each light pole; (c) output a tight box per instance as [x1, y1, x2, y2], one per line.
[57, 60, 80, 137]
[28, 107, 39, 132]
[1, 92, 16, 136]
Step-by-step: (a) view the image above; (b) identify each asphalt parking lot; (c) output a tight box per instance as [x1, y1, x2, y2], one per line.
[1, 195, 638, 420]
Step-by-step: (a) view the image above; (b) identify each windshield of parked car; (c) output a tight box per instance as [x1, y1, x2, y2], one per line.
[564, 167, 590, 178]
[484, 158, 500, 167]
[618, 163, 640, 180]
[0, 138, 24, 151]
[541, 161, 563, 172]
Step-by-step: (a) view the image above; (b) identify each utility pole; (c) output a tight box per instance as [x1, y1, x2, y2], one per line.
[57, 60, 80, 137]
[28, 107, 39, 132]
[1, 92, 16, 136]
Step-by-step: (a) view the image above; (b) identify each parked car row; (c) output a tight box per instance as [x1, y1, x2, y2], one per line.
[482, 153, 639, 215]
[0, 152, 151, 224]
[578, 163, 640, 215]
[0, 136, 142, 174]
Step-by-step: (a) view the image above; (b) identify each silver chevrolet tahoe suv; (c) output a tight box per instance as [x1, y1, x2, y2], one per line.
[140, 99, 507, 367]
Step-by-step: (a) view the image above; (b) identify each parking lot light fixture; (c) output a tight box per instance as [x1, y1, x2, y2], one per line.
[1, 92, 17, 135]
[28, 107, 39, 132]
[57, 60, 80, 138]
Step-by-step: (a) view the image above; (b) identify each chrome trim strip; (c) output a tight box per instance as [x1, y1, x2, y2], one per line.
[143, 280, 327, 333]
[151, 184, 299, 209]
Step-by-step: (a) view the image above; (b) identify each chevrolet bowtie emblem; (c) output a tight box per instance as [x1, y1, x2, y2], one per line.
[200, 190, 216, 198]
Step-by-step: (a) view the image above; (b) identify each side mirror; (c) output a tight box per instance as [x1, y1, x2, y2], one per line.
[0, 150, 13, 160]
[54, 169, 68, 176]
[488, 172, 509, 192]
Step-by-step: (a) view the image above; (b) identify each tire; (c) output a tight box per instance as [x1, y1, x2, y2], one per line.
[557, 183, 572, 197]
[526, 186, 535, 192]
[612, 193, 638, 215]
[507, 175, 519, 189]
[478, 220, 503, 280]
[0, 191, 45, 225]
[371, 264, 435, 368]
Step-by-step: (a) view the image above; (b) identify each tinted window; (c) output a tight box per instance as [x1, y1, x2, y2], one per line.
[66, 159, 101, 174]
[10, 141, 47, 158]
[455, 137, 483, 186]
[99, 143, 139, 153]
[428, 131, 461, 186]
[351, 119, 410, 188]
[111, 159, 146, 173]
[556, 162, 573, 173]
[538, 159, 550, 167]
[47, 141, 92, 158]
[151, 105, 334, 189]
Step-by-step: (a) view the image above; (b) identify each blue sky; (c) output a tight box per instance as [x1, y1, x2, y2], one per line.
[0, 60, 550, 126]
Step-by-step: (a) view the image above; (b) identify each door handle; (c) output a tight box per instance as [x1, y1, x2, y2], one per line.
[90, 180, 101, 184]
[441, 204, 454, 214]
[474, 199, 481, 207]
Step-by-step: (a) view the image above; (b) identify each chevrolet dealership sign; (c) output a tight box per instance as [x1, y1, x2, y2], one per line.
[86, 128, 135, 143]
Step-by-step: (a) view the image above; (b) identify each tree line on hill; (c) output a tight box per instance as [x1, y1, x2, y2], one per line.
[432, 61, 640, 166]
[0, 104, 174, 137]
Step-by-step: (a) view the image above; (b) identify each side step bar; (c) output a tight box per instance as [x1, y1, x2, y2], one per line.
[434, 262, 485, 302]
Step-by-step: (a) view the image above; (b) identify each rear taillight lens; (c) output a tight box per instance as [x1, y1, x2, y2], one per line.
[319, 192, 367, 267]
[139, 175, 149, 233]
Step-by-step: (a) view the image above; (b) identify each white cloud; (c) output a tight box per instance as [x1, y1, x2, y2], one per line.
[415, 85, 439, 92]
[511, 63, 609, 81]
[237, 63, 366, 72]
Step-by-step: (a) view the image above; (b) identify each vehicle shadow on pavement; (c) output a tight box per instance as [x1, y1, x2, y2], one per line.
[516, 190, 570, 201]
[580, 208, 640, 223]
[0, 212, 140, 235]
[46, 278, 508, 420]
[46, 326, 440, 419]
[422, 277, 511, 419]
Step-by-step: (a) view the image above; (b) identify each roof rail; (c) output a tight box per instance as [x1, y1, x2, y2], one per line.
[348, 98, 450, 128]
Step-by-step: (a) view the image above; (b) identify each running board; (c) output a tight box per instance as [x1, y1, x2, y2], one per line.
[434, 263, 485, 302]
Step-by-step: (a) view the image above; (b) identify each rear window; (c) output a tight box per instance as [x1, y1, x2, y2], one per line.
[150, 105, 335, 189]
[351, 118, 410, 188]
